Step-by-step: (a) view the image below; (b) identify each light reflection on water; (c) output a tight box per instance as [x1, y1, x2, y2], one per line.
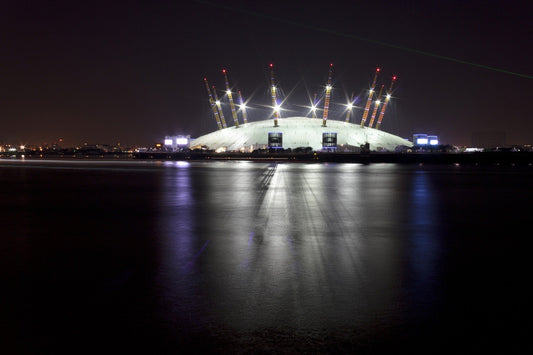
[156, 162, 443, 333]
[2, 159, 531, 352]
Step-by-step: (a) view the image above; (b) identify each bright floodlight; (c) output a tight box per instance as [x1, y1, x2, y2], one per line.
[376, 100, 381, 105]
[226, 90, 231, 94]
[215, 100, 221, 105]
[164, 139, 173, 146]
[176, 138, 188, 145]
[274, 104, 281, 112]
[326, 85, 332, 90]
[386, 94, 391, 99]
[239, 104, 246, 110]
[347, 103, 353, 109]
[311, 105, 317, 111]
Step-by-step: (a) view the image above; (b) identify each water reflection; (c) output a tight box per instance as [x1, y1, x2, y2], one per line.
[156, 161, 207, 333]
[406, 170, 443, 320]
[156, 162, 445, 335]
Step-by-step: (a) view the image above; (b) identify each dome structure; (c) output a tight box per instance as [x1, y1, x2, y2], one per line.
[190, 116, 412, 152]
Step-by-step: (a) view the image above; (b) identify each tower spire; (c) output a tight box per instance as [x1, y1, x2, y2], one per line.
[222, 69, 239, 128]
[376, 75, 397, 130]
[322, 63, 333, 127]
[204, 78, 222, 130]
[360, 67, 380, 126]
[269, 63, 280, 127]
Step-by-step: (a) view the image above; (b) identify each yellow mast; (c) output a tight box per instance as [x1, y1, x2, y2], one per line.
[222, 69, 239, 128]
[238, 90, 247, 124]
[345, 92, 355, 123]
[212, 86, 227, 129]
[204, 78, 222, 130]
[376, 76, 397, 130]
[269, 63, 280, 127]
[322, 63, 333, 127]
[368, 85, 385, 128]
[360, 67, 380, 126]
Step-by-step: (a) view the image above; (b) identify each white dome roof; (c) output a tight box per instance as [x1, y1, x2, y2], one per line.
[190, 117, 412, 151]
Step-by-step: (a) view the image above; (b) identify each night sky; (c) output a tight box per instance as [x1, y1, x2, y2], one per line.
[2, 0, 532, 147]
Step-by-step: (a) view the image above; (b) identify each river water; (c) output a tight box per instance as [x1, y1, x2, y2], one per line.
[1, 159, 531, 353]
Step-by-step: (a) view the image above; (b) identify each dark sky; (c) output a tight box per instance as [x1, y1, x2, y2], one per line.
[2, 0, 532, 147]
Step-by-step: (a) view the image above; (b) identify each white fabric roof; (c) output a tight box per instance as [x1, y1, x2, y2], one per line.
[190, 117, 412, 151]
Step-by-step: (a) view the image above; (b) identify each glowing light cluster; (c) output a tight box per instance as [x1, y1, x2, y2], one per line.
[413, 134, 439, 146]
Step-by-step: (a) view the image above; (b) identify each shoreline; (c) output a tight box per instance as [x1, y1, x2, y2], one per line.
[2, 151, 533, 165]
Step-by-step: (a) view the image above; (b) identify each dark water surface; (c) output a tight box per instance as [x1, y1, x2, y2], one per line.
[1, 159, 531, 353]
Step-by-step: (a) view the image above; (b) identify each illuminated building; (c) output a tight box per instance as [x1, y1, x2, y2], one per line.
[190, 117, 412, 152]
[164, 135, 191, 151]
[413, 134, 439, 146]
[194, 65, 411, 152]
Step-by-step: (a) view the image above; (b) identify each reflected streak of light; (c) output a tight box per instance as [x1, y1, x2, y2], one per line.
[184, 240, 210, 271]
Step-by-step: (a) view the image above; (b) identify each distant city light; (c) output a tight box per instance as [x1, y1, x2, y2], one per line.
[417, 138, 428, 145]
[429, 135, 439, 145]
[176, 138, 188, 145]
[164, 139, 173, 145]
